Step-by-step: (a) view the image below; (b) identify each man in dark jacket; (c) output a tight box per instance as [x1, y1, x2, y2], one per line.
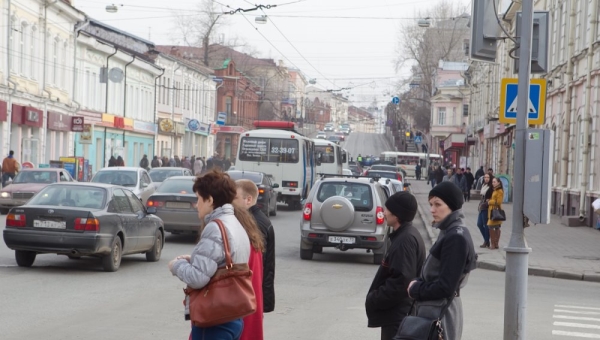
[234, 179, 276, 313]
[150, 156, 160, 168]
[139, 155, 149, 170]
[433, 165, 444, 186]
[464, 167, 475, 201]
[365, 192, 426, 340]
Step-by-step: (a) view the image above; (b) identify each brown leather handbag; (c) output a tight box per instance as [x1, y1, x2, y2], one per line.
[184, 219, 256, 328]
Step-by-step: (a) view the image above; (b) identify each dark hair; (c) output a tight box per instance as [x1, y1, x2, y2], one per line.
[193, 170, 236, 208]
[492, 177, 504, 190]
[233, 206, 265, 252]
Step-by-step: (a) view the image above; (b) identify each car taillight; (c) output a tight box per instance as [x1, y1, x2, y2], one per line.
[397, 173, 403, 181]
[303, 203, 312, 221]
[283, 181, 298, 188]
[147, 200, 164, 208]
[75, 218, 100, 232]
[7, 213, 26, 227]
[258, 188, 265, 194]
[376, 207, 385, 225]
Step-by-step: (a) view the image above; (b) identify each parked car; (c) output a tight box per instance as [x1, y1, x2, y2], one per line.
[342, 168, 353, 176]
[146, 176, 198, 235]
[227, 170, 279, 216]
[364, 169, 403, 182]
[327, 135, 342, 145]
[2, 183, 164, 272]
[359, 156, 375, 167]
[368, 164, 406, 182]
[324, 123, 335, 132]
[300, 175, 390, 264]
[316, 131, 327, 139]
[340, 128, 351, 135]
[334, 131, 346, 141]
[148, 167, 194, 186]
[0, 168, 75, 214]
[91, 167, 155, 204]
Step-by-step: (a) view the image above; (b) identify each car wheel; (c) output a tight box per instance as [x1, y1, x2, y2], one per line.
[270, 202, 277, 216]
[102, 237, 122, 272]
[0, 208, 9, 215]
[15, 250, 36, 267]
[313, 245, 323, 254]
[300, 248, 313, 260]
[146, 230, 163, 262]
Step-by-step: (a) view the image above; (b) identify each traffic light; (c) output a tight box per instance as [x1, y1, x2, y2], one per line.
[470, 0, 501, 63]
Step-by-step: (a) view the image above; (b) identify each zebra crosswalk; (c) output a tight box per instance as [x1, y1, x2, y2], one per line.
[553, 304, 600, 338]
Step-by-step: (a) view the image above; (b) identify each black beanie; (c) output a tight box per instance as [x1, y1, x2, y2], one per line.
[385, 191, 418, 222]
[428, 181, 464, 211]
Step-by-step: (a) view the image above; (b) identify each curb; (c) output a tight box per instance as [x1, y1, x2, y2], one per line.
[413, 188, 600, 284]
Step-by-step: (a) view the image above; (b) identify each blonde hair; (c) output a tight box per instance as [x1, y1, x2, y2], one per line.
[233, 205, 265, 252]
[235, 179, 259, 203]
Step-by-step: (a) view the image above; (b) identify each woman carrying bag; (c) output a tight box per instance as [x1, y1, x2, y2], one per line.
[168, 170, 251, 340]
[402, 182, 477, 340]
[487, 177, 504, 250]
[476, 174, 494, 248]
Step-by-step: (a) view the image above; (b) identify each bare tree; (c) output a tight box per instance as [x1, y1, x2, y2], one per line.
[394, 0, 470, 131]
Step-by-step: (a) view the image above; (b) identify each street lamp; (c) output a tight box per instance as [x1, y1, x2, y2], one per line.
[105, 4, 121, 13]
[255, 15, 268, 24]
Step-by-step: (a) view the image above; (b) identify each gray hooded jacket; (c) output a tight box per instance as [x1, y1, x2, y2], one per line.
[170, 204, 251, 289]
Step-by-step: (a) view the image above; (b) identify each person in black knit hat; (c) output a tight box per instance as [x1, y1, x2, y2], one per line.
[365, 192, 426, 340]
[404, 181, 477, 340]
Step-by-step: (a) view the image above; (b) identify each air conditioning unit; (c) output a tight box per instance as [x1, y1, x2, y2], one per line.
[27, 110, 39, 122]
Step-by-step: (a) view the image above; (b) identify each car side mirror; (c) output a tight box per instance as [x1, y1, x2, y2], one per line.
[272, 183, 280, 188]
[146, 207, 157, 214]
[142, 182, 149, 188]
[342, 154, 347, 163]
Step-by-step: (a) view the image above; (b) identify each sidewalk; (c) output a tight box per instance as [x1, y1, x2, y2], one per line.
[410, 180, 600, 283]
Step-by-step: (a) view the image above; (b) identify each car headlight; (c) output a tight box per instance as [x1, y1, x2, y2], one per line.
[0, 192, 10, 198]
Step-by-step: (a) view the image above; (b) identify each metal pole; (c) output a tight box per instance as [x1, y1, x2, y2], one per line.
[504, 0, 533, 338]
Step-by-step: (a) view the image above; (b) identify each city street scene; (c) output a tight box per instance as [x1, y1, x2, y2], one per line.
[1, 0, 600, 339]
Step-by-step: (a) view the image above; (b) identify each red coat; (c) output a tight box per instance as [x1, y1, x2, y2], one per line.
[241, 247, 264, 340]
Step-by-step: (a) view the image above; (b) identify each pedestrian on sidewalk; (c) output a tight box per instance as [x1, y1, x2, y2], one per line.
[433, 165, 444, 187]
[487, 177, 504, 249]
[477, 174, 494, 248]
[365, 192, 425, 340]
[415, 164, 422, 181]
[1, 150, 19, 187]
[407, 181, 477, 340]
[464, 168, 475, 200]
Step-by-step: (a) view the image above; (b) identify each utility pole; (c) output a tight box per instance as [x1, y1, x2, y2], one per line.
[504, 0, 533, 338]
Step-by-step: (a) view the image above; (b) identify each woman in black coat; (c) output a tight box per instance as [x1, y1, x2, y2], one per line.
[407, 182, 477, 340]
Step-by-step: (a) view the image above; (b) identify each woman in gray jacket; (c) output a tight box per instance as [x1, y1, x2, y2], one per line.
[407, 181, 477, 340]
[168, 170, 251, 340]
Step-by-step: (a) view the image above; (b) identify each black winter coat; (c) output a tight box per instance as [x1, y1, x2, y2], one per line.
[365, 222, 426, 327]
[250, 205, 276, 313]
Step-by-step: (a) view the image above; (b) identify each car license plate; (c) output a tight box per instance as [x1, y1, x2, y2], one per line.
[328, 236, 355, 244]
[33, 220, 66, 229]
[166, 201, 191, 209]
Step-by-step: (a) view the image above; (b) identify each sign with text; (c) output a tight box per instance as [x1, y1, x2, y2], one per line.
[71, 116, 84, 132]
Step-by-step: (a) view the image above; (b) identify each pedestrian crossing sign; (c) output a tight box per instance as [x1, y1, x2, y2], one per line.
[499, 78, 546, 125]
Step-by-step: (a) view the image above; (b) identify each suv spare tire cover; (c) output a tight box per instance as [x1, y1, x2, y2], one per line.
[320, 196, 355, 232]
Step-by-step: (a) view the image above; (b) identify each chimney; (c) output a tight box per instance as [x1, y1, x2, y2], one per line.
[278, 59, 285, 67]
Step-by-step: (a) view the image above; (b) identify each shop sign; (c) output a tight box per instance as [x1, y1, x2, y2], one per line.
[47, 111, 71, 132]
[175, 122, 186, 135]
[187, 119, 200, 132]
[0, 101, 6, 122]
[212, 125, 244, 134]
[79, 124, 93, 144]
[158, 118, 174, 134]
[114, 116, 125, 129]
[71, 116, 84, 132]
[197, 122, 211, 136]
[133, 120, 157, 134]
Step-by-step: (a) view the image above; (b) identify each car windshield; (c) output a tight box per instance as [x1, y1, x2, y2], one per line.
[149, 169, 183, 182]
[227, 171, 262, 184]
[366, 171, 397, 179]
[328, 136, 340, 141]
[370, 165, 397, 172]
[156, 178, 195, 194]
[12, 171, 58, 184]
[317, 182, 373, 211]
[28, 185, 107, 209]
[92, 171, 138, 187]
[315, 145, 335, 163]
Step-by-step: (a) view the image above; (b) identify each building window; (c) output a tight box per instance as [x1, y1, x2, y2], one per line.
[30, 26, 37, 79]
[438, 107, 446, 125]
[20, 23, 27, 75]
[225, 97, 232, 114]
[463, 104, 469, 117]
[52, 38, 58, 85]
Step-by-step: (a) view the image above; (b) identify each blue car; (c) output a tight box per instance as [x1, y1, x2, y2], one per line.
[360, 157, 375, 167]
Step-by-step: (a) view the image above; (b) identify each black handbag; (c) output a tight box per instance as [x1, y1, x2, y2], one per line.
[394, 296, 455, 340]
[490, 206, 506, 221]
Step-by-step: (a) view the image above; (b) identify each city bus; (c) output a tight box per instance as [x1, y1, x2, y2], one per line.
[313, 138, 346, 176]
[380, 151, 442, 178]
[236, 121, 317, 209]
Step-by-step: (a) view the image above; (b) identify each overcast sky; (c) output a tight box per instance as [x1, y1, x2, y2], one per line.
[76, 0, 470, 108]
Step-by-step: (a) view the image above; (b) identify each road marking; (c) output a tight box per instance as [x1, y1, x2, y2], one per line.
[552, 330, 600, 338]
[557, 305, 600, 311]
[555, 315, 600, 322]
[556, 309, 600, 316]
[554, 322, 600, 329]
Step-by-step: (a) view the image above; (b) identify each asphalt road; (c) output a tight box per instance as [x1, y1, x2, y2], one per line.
[3, 207, 600, 340]
[342, 131, 394, 159]
[2, 133, 600, 339]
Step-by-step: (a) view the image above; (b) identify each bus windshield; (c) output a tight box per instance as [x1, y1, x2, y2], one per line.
[239, 137, 299, 163]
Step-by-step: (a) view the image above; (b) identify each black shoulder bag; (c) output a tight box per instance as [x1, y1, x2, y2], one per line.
[393, 295, 455, 340]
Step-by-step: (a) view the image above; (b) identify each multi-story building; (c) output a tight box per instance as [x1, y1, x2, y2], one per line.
[0, 0, 85, 166]
[430, 60, 470, 167]
[285, 68, 307, 123]
[467, 0, 600, 227]
[73, 19, 163, 171]
[154, 53, 216, 159]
